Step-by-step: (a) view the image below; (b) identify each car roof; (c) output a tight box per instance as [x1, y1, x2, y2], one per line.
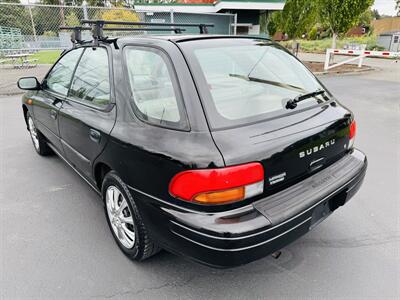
[117, 34, 270, 43]
[70, 35, 273, 50]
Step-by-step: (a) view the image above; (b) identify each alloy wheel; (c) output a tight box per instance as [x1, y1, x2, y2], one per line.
[105, 186, 136, 249]
[28, 117, 40, 150]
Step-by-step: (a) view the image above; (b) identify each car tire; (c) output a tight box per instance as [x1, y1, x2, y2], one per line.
[102, 171, 161, 261]
[27, 112, 52, 156]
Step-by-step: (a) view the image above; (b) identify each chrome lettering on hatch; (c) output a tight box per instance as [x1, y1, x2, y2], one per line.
[299, 139, 336, 159]
[269, 172, 286, 185]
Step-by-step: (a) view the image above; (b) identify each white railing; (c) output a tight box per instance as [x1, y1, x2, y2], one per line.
[324, 48, 400, 71]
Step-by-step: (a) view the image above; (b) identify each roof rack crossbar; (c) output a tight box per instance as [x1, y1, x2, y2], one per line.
[102, 27, 186, 34]
[80, 19, 214, 34]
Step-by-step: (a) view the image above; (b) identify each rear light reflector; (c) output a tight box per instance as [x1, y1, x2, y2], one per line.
[348, 120, 356, 149]
[169, 163, 264, 204]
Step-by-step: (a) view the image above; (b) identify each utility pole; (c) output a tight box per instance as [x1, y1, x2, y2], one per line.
[28, 4, 37, 42]
[59, 0, 65, 26]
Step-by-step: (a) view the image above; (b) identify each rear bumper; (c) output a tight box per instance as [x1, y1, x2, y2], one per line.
[130, 149, 367, 268]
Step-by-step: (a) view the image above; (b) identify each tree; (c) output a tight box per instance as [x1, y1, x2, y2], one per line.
[86, 0, 107, 6]
[100, 9, 140, 25]
[266, 11, 283, 36]
[372, 9, 381, 20]
[33, 7, 63, 35]
[281, 0, 316, 40]
[397, 0, 400, 16]
[358, 9, 373, 26]
[0, 0, 32, 35]
[65, 11, 80, 26]
[317, 0, 373, 49]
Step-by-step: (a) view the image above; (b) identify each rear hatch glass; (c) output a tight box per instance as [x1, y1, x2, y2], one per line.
[179, 38, 330, 130]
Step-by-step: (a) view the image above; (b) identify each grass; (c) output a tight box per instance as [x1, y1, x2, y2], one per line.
[280, 36, 380, 53]
[31, 50, 62, 64]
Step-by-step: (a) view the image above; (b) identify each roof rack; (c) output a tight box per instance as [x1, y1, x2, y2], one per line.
[60, 19, 214, 48]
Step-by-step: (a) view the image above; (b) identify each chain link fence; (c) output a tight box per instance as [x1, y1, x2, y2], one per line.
[0, 2, 235, 53]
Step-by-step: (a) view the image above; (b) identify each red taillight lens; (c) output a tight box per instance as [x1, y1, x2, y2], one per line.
[169, 163, 264, 204]
[348, 120, 356, 149]
[349, 120, 356, 140]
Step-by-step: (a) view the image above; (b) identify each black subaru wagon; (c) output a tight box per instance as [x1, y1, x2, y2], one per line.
[18, 32, 367, 267]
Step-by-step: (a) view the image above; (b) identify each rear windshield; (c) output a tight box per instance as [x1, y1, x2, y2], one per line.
[179, 38, 326, 129]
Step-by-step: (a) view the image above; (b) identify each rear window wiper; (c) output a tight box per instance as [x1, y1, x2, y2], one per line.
[285, 89, 327, 110]
[229, 74, 306, 94]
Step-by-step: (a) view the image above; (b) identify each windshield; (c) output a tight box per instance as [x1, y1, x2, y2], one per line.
[179, 38, 326, 129]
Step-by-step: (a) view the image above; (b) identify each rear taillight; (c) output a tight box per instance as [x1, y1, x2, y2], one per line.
[169, 163, 264, 204]
[348, 120, 356, 149]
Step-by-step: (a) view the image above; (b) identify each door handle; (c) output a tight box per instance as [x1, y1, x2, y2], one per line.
[50, 109, 57, 120]
[89, 129, 101, 143]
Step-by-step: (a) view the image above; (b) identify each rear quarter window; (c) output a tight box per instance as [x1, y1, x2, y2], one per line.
[124, 46, 189, 131]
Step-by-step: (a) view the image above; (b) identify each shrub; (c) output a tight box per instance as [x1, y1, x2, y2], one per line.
[100, 9, 140, 25]
[367, 44, 385, 51]
[65, 11, 80, 27]
[280, 36, 378, 53]
[43, 31, 57, 37]
[308, 26, 318, 40]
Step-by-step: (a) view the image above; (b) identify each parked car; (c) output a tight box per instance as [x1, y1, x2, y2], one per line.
[18, 34, 367, 268]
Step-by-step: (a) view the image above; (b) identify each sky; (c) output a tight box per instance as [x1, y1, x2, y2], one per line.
[373, 0, 397, 16]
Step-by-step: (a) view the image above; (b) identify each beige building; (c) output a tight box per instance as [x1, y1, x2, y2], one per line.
[372, 17, 400, 35]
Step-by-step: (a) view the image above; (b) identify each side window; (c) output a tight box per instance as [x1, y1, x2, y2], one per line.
[44, 48, 83, 96]
[68, 47, 111, 106]
[125, 47, 187, 130]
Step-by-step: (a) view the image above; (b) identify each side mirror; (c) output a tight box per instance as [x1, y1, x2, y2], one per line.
[17, 77, 41, 90]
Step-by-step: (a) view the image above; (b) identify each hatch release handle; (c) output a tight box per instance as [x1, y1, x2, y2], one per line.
[309, 157, 326, 172]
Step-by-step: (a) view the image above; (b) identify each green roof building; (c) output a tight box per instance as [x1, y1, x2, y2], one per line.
[134, 0, 285, 35]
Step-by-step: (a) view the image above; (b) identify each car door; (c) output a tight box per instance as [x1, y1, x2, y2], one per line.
[58, 46, 116, 179]
[33, 48, 84, 151]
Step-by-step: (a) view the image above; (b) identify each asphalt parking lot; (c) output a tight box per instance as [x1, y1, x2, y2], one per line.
[1, 60, 399, 299]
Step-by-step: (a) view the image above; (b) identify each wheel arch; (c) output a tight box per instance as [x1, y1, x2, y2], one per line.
[94, 161, 112, 190]
[22, 104, 29, 129]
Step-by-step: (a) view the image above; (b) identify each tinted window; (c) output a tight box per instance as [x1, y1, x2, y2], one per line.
[44, 48, 83, 96]
[125, 47, 186, 129]
[180, 39, 327, 129]
[69, 47, 110, 106]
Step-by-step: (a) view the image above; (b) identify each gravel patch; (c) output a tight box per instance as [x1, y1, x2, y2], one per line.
[0, 65, 51, 95]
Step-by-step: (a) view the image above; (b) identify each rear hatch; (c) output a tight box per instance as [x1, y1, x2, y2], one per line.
[211, 104, 353, 198]
[177, 37, 354, 198]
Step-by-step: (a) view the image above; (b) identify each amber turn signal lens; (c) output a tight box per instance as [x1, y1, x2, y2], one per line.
[26, 99, 33, 105]
[193, 187, 245, 204]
